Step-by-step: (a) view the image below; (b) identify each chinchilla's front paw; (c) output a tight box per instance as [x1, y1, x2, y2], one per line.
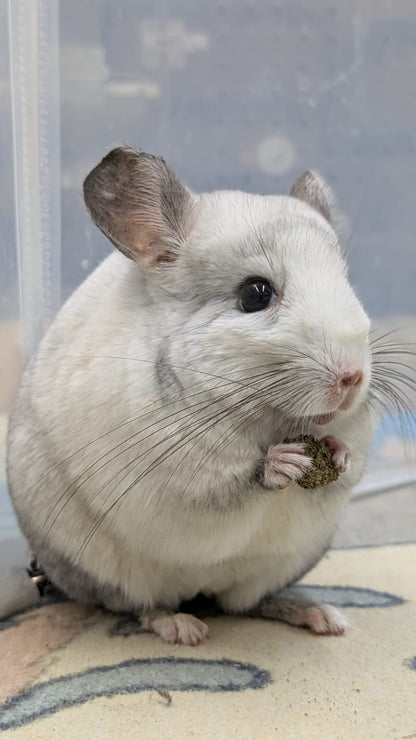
[261, 442, 312, 489]
[321, 435, 352, 473]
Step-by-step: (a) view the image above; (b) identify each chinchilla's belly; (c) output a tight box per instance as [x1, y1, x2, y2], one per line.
[8, 357, 374, 611]
[43, 478, 347, 609]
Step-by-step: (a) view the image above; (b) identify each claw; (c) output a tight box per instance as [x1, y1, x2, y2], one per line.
[263, 443, 312, 489]
[322, 435, 351, 473]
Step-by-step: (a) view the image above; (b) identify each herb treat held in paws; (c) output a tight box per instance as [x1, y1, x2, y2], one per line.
[284, 435, 342, 489]
[8, 146, 400, 645]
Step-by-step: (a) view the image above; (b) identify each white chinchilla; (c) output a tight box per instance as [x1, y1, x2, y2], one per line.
[7, 147, 384, 644]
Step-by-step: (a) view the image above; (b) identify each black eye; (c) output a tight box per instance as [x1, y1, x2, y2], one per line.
[239, 278, 276, 313]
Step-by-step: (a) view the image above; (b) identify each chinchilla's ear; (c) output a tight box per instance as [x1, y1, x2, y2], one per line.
[83, 146, 193, 262]
[290, 170, 337, 225]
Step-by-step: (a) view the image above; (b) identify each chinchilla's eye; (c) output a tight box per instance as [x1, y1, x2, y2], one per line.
[239, 278, 276, 313]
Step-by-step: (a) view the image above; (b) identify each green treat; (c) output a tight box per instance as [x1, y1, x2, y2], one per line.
[284, 434, 340, 489]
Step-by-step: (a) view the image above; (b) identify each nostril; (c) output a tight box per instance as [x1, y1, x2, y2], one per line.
[340, 370, 363, 388]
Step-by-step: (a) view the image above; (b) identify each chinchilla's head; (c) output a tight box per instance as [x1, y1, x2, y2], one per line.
[83, 146, 371, 428]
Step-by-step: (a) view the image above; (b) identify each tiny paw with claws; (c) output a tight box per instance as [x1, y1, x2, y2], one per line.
[263, 442, 312, 489]
[142, 611, 209, 646]
[322, 435, 351, 473]
[296, 603, 349, 635]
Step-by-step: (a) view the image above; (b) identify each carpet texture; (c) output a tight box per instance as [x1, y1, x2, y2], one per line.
[1, 544, 415, 739]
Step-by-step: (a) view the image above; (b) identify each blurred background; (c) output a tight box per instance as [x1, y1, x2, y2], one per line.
[0, 0, 415, 544]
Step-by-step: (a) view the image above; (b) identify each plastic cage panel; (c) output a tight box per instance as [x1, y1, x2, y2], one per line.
[0, 0, 415, 546]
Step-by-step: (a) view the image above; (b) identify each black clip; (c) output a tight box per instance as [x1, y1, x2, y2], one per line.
[27, 557, 50, 597]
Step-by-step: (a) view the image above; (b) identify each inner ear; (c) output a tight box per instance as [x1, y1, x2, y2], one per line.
[290, 170, 335, 224]
[83, 146, 192, 261]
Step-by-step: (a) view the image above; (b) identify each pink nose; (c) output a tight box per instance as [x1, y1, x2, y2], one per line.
[339, 370, 363, 388]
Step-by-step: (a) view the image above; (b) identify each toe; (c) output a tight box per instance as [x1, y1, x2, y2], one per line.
[301, 604, 348, 636]
[150, 613, 208, 646]
[175, 614, 209, 646]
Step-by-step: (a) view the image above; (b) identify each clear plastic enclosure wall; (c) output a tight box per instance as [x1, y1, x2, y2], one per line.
[1, 0, 416, 541]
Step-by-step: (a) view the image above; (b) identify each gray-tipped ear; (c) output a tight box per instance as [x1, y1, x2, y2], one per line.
[290, 170, 335, 224]
[83, 146, 192, 261]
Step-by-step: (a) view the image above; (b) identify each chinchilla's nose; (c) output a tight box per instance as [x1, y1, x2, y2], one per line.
[338, 369, 363, 388]
[332, 368, 364, 411]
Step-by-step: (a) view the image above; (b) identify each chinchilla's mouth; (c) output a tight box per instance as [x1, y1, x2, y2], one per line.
[284, 411, 336, 428]
[311, 413, 336, 425]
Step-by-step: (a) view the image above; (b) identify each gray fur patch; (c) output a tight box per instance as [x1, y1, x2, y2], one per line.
[156, 340, 183, 402]
[28, 543, 136, 613]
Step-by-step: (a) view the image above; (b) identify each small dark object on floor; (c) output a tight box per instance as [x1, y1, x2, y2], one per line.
[284, 435, 340, 489]
[156, 689, 172, 706]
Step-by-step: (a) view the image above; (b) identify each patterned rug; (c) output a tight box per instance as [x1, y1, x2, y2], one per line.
[1, 543, 415, 739]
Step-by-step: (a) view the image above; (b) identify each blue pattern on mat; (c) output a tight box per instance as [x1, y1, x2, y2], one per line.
[0, 657, 272, 731]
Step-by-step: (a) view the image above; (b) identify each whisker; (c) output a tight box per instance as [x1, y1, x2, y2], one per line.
[42, 374, 271, 535]
[43, 358, 299, 534]
[78, 370, 325, 554]
[42, 324, 416, 562]
[74, 385, 270, 558]
[40, 359, 289, 531]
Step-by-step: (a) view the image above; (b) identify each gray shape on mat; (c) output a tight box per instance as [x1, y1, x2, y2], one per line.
[0, 657, 272, 731]
[291, 585, 405, 608]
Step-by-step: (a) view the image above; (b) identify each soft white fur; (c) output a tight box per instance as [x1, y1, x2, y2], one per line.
[8, 184, 377, 617]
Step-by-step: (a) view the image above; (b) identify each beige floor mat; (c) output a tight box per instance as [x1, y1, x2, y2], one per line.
[1, 544, 415, 739]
